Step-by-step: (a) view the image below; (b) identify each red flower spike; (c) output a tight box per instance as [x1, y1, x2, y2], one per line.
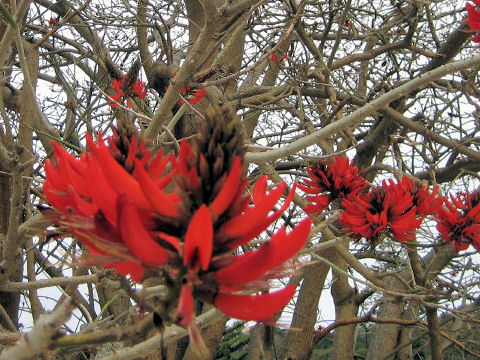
[436, 190, 480, 252]
[209, 157, 242, 217]
[271, 52, 287, 63]
[184, 205, 213, 271]
[48, 17, 58, 26]
[189, 87, 206, 104]
[215, 217, 311, 286]
[166, 73, 206, 105]
[108, 76, 147, 108]
[176, 284, 195, 327]
[43, 106, 312, 343]
[340, 178, 429, 244]
[215, 285, 296, 322]
[118, 197, 168, 266]
[300, 156, 368, 215]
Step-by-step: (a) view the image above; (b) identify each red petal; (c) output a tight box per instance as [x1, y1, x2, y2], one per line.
[134, 159, 180, 217]
[215, 218, 311, 286]
[229, 183, 297, 249]
[118, 197, 168, 266]
[467, 3, 480, 30]
[83, 158, 118, 223]
[106, 261, 144, 282]
[252, 175, 269, 204]
[176, 284, 194, 327]
[51, 142, 92, 197]
[86, 134, 152, 211]
[222, 181, 286, 238]
[215, 285, 296, 321]
[147, 150, 170, 179]
[184, 205, 213, 270]
[209, 157, 242, 217]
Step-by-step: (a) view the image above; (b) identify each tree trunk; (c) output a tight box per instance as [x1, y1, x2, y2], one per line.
[283, 251, 331, 360]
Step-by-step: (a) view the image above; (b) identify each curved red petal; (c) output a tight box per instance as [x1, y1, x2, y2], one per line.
[83, 159, 118, 223]
[209, 157, 242, 217]
[118, 197, 168, 266]
[176, 284, 195, 327]
[134, 159, 180, 217]
[215, 285, 296, 321]
[50, 142, 90, 195]
[225, 183, 296, 249]
[222, 182, 286, 238]
[215, 218, 311, 286]
[252, 175, 268, 204]
[86, 134, 152, 211]
[106, 261, 144, 282]
[184, 205, 213, 270]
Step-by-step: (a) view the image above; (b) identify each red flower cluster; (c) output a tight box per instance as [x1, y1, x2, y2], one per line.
[109, 75, 147, 108]
[466, 0, 480, 43]
[43, 107, 311, 333]
[166, 73, 207, 105]
[48, 17, 59, 26]
[299, 156, 368, 214]
[340, 177, 441, 243]
[43, 131, 179, 281]
[179, 85, 206, 105]
[436, 190, 480, 252]
[271, 52, 288, 63]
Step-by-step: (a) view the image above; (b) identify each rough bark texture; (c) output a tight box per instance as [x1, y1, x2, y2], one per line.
[283, 251, 331, 360]
[365, 295, 403, 360]
[330, 250, 359, 360]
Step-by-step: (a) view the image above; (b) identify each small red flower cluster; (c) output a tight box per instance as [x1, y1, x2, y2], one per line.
[301, 158, 443, 244]
[48, 17, 59, 26]
[271, 52, 288, 63]
[301, 157, 480, 252]
[166, 73, 207, 105]
[466, 0, 480, 43]
[340, 177, 441, 243]
[179, 85, 206, 105]
[43, 107, 310, 332]
[109, 75, 147, 108]
[436, 190, 480, 252]
[299, 156, 368, 214]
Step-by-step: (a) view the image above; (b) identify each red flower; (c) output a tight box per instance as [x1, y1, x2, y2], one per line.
[396, 177, 444, 217]
[271, 52, 288, 63]
[43, 132, 180, 281]
[436, 190, 480, 252]
[167, 139, 311, 325]
[43, 106, 311, 339]
[340, 178, 424, 243]
[178, 85, 207, 105]
[166, 73, 207, 105]
[48, 17, 59, 26]
[298, 156, 368, 214]
[109, 75, 147, 108]
[466, 0, 480, 43]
